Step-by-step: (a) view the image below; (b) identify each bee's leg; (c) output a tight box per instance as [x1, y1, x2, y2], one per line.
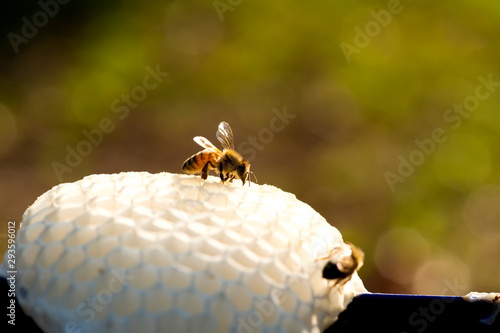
[328, 279, 342, 294]
[220, 174, 230, 183]
[201, 162, 212, 180]
[314, 256, 329, 262]
[229, 175, 235, 183]
[218, 162, 226, 183]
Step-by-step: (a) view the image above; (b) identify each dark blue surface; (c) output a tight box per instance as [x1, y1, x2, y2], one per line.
[327, 293, 499, 333]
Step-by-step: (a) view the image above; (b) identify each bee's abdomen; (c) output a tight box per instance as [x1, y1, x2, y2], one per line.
[182, 150, 217, 173]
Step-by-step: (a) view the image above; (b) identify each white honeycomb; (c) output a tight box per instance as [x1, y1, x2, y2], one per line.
[1, 172, 366, 333]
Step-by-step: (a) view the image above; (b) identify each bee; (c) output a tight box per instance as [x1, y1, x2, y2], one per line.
[182, 121, 257, 185]
[320, 242, 364, 287]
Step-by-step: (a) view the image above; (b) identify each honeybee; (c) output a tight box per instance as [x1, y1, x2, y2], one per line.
[182, 121, 257, 185]
[321, 242, 364, 287]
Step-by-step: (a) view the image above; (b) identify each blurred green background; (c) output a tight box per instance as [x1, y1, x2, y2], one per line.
[1, 0, 499, 294]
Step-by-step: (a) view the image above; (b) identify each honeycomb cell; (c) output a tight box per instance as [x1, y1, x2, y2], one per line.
[175, 199, 206, 214]
[309, 267, 329, 296]
[128, 264, 159, 289]
[308, 234, 331, 256]
[178, 174, 205, 187]
[287, 212, 314, 231]
[119, 185, 148, 198]
[46, 274, 71, 304]
[187, 314, 217, 332]
[265, 194, 288, 210]
[53, 192, 86, 206]
[54, 248, 86, 274]
[117, 173, 144, 186]
[296, 303, 314, 327]
[212, 207, 237, 220]
[90, 267, 134, 300]
[261, 230, 289, 251]
[89, 181, 116, 195]
[74, 212, 110, 228]
[97, 218, 135, 237]
[106, 248, 141, 269]
[158, 311, 188, 333]
[275, 251, 301, 274]
[209, 296, 233, 332]
[61, 282, 91, 309]
[261, 262, 287, 285]
[161, 266, 192, 290]
[194, 271, 222, 295]
[178, 252, 208, 272]
[147, 176, 170, 192]
[86, 236, 120, 258]
[247, 238, 274, 259]
[165, 231, 191, 254]
[274, 288, 297, 313]
[111, 287, 141, 316]
[116, 197, 137, 213]
[122, 233, 152, 249]
[229, 248, 259, 271]
[36, 242, 65, 268]
[145, 286, 174, 313]
[205, 192, 228, 206]
[142, 218, 174, 233]
[143, 246, 174, 267]
[33, 269, 54, 297]
[287, 275, 313, 303]
[128, 205, 154, 221]
[73, 258, 105, 283]
[225, 282, 253, 312]
[87, 196, 118, 211]
[242, 271, 270, 296]
[316, 223, 341, 245]
[258, 297, 281, 327]
[176, 289, 206, 314]
[258, 203, 283, 221]
[39, 221, 74, 243]
[46, 206, 86, 223]
[242, 191, 261, 204]
[194, 238, 225, 261]
[281, 314, 306, 333]
[229, 219, 262, 239]
[181, 185, 205, 201]
[153, 188, 180, 201]
[128, 313, 157, 333]
[65, 226, 98, 247]
[210, 258, 241, 281]
[194, 215, 225, 228]
[17, 221, 45, 244]
[161, 208, 188, 224]
[183, 221, 209, 238]
[274, 220, 300, 240]
[17, 243, 40, 270]
[213, 229, 243, 246]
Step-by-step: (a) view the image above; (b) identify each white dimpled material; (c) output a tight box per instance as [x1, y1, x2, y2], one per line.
[1, 172, 366, 333]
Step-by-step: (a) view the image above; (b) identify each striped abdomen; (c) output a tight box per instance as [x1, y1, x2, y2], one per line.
[181, 150, 218, 175]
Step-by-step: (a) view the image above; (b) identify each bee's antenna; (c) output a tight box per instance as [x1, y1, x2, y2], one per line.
[246, 171, 258, 186]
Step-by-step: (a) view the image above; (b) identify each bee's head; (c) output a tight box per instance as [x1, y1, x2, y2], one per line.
[237, 160, 257, 186]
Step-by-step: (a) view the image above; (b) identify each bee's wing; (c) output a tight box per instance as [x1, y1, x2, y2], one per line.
[193, 136, 224, 158]
[216, 121, 234, 150]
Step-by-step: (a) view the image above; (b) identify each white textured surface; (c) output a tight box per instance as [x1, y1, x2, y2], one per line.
[1, 172, 365, 333]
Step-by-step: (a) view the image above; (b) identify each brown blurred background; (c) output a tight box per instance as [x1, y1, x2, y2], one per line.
[1, 1, 499, 295]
